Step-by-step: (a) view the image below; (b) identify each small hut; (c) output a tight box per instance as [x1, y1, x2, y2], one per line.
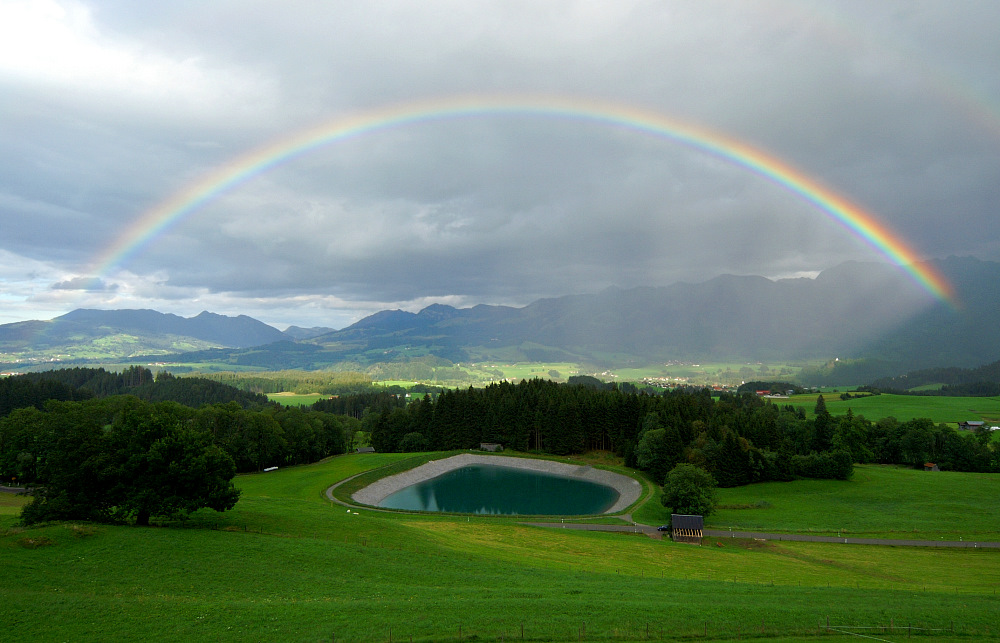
[479, 443, 503, 452]
[355, 446, 376, 454]
[924, 462, 940, 471]
[670, 514, 704, 544]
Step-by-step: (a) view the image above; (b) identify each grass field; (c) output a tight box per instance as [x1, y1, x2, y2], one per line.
[790, 393, 1000, 425]
[2, 454, 998, 642]
[267, 392, 331, 406]
[712, 465, 1000, 540]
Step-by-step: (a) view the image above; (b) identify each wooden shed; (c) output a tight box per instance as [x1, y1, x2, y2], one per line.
[479, 443, 503, 452]
[670, 514, 704, 544]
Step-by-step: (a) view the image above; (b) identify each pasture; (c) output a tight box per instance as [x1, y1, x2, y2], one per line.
[1, 454, 998, 641]
[794, 392, 1000, 425]
[267, 391, 331, 406]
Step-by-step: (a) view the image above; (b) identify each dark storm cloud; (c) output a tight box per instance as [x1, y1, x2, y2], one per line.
[0, 0, 997, 328]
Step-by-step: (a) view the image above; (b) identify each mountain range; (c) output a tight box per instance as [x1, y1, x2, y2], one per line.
[2, 257, 998, 380]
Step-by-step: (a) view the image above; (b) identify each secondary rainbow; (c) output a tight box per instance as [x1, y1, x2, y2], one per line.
[90, 94, 955, 304]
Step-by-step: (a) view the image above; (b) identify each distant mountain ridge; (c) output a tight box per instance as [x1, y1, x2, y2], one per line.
[316, 259, 948, 360]
[306, 256, 1000, 375]
[0, 309, 289, 366]
[56, 309, 288, 347]
[3, 257, 998, 379]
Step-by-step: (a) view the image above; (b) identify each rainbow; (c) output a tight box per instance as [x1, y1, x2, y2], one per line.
[90, 94, 955, 304]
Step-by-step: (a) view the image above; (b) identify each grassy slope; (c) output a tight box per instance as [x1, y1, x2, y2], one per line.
[1, 455, 998, 642]
[709, 465, 1000, 540]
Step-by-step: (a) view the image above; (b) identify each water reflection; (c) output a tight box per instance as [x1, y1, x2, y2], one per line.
[378, 464, 619, 515]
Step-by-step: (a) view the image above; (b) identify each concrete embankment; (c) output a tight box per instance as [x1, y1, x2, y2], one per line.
[351, 453, 643, 514]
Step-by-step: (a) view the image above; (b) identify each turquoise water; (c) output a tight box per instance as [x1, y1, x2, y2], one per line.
[377, 464, 619, 515]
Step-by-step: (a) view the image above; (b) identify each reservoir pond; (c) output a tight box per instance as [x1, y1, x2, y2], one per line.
[377, 464, 619, 515]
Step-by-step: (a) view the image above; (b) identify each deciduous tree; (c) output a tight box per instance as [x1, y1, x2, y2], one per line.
[661, 463, 717, 517]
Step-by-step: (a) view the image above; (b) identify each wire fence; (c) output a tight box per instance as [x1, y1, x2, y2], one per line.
[321, 618, 975, 642]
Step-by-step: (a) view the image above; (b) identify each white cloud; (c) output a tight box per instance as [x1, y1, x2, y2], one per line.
[0, 0, 274, 120]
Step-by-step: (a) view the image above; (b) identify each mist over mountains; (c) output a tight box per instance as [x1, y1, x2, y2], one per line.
[2, 257, 997, 379]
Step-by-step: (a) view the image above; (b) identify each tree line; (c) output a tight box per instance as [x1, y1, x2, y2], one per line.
[3, 368, 997, 527]
[357, 379, 999, 485]
[193, 369, 375, 395]
[2, 366, 270, 410]
[1, 395, 355, 485]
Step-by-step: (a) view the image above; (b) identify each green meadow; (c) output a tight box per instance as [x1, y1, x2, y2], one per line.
[2, 454, 998, 642]
[793, 393, 1000, 425]
[267, 392, 331, 407]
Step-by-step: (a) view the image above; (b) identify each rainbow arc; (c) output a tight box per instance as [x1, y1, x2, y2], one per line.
[89, 94, 955, 306]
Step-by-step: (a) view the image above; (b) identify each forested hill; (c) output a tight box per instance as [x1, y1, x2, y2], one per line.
[867, 359, 1000, 396]
[0, 367, 270, 416]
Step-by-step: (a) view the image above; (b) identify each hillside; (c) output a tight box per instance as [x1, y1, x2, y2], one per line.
[0, 309, 288, 368]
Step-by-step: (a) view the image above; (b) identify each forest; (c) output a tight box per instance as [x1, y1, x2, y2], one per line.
[0, 369, 356, 486]
[353, 379, 999, 485]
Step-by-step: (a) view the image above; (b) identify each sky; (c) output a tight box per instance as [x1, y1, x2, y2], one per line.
[1, 0, 998, 331]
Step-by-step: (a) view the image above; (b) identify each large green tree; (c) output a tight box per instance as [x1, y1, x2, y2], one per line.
[661, 463, 717, 517]
[20, 399, 240, 526]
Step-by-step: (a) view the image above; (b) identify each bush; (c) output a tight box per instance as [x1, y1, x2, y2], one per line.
[792, 450, 854, 480]
[398, 432, 428, 453]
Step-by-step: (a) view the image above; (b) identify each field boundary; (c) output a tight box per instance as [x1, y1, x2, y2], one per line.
[703, 529, 1000, 548]
[526, 521, 1000, 548]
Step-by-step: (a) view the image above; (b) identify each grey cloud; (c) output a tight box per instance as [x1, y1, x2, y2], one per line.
[51, 276, 117, 292]
[0, 0, 997, 327]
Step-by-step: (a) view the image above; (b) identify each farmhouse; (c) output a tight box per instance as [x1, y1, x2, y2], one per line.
[958, 421, 985, 431]
[670, 514, 704, 544]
